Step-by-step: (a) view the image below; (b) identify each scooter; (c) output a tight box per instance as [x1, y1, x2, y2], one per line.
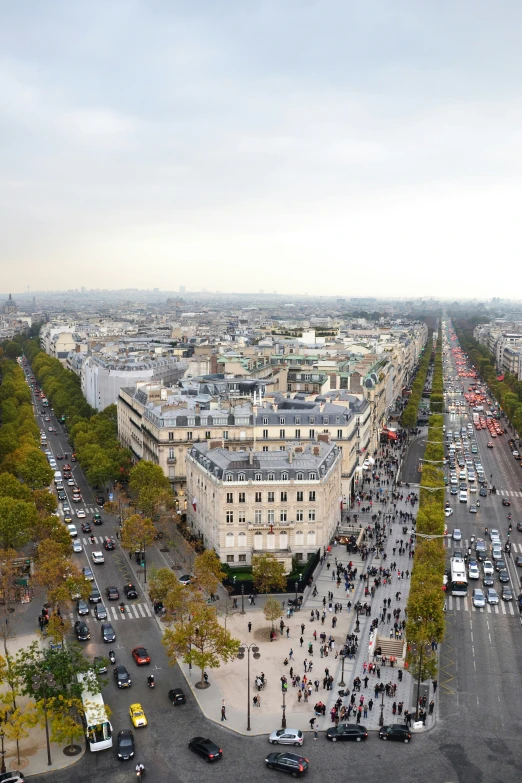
[147, 675, 155, 689]
[119, 603, 125, 615]
[108, 649, 116, 664]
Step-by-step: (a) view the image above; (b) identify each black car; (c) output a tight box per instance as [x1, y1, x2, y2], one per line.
[74, 620, 90, 641]
[502, 498, 511, 506]
[113, 665, 132, 688]
[501, 586, 513, 601]
[89, 587, 101, 604]
[517, 522, 522, 533]
[379, 724, 412, 743]
[92, 513, 103, 525]
[101, 622, 116, 643]
[498, 569, 510, 583]
[106, 586, 120, 600]
[124, 583, 138, 599]
[95, 495, 105, 507]
[57, 491, 66, 501]
[168, 687, 186, 705]
[81, 522, 92, 533]
[495, 559, 506, 572]
[516, 556, 522, 568]
[188, 737, 222, 762]
[265, 752, 309, 776]
[76, 599, 89, 616]
[116, 729, 135, 760]
[476, 549, 487, 562]
[94, 603, 108, 620]
[104, 537, 115, 550]
[480, 487, 488, 497]
[326, 724, 368, 742]
[483, 574, 495, 588]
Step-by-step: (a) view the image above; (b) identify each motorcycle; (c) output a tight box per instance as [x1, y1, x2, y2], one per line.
[470, 534, 475, 543]
[108, 649, 116, 664]
[508, 514, 512, 521]
[119, 603, 125, 615]
[147, 675, 155, 689]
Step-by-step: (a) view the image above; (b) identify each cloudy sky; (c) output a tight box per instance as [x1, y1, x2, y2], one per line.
[2, 0, 522, 298]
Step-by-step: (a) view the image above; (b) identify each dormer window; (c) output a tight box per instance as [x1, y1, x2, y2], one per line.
[238, 473, 245, 482]
[226, 473, 233, 482]
[296, 472, 304, 480]
[309, 472, 317, 480]
[279, 417, 285, 425]
[255, 473, 262, 481]
[281, 472, 288, 481]
[268, 472, 275, 481]
[309, 417, 315, 424]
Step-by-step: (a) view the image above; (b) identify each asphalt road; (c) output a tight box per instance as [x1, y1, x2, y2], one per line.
[26, 358, 522, 783]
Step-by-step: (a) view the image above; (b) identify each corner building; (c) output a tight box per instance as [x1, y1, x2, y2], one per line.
[186, 441, 342, 571]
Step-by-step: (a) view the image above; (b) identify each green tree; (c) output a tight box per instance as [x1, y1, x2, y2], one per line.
[16, 448, 54, 490]
[120, 514, 156, 555]
[0, 472, 33, 501]
[252, 553, 287, 595]
[0, 497, 37, 549]
[263, 596, 282, 631]
[193, 550, 226, 596]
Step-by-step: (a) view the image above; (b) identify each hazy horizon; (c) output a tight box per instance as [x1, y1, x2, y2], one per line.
[2, 1, 522, 298]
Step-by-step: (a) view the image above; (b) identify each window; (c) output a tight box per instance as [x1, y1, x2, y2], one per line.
[205, 431, 211, 439]
[238, 554, 247, 562]
[226, 511, 234, 524]
[337, 429, 343, 439]
[295, 417, 300, 425]
[309, 416, 315, 424]
[226, 492, 233, 504]
[255, 472, 262, 481]
[295, 552, 303, 561]
[295, 530, 304, 546]
[296, 472, 304, 481]
[263, 429, 268, 439]
[168, 448, 175, 460]
[187, 432, 193, 441]
[309, 429, 315, 439]
[296, 510, 304, 522]
[280, 510, 287, 522]
[262, 446, 269, 452]
[238, 511, 246, 524]
[268, 492, 275, 503]
[255, 492, 262, 503]
[238, 473, 245, 482]
[309, 490, 316, 501]
[223, 431, 229, 440]
[304, 384, 309, 392]
[297, 491, 303, 502]
[168, 432, 174, 441]
[281, 472, 288, 481]
[255, 510, 262, 523]
[226, 555, 235, 563]
[226, 473, 233, 482]
[280, 491, 287, 502]
[309, 474, 316, 482]
[188, 417, 195, 426]
[307, 530, 316, 545]
[308, 509, 316, 521]
[267, 510, 275, 523]
[279, 417, 285, 425]
[226, 532, 234, 547]
[263, 417, 268, 425]
[280, 445, 286, 451]
[268, 473, 275, 481]
[280, 429, 285, 438]
[295, 429, 301, 438]
[323, 417, 329, 425]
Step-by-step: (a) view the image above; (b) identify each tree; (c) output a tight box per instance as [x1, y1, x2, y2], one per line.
[162, 599, 240, 687]
[193, 550, 226, 596]
[33, 540, 90, 607]
[16, 448, 54, 490]
[252, 553, 287, 595]
[47, 694, 88, 751]
[0, 497, 37, 549]
[120, 514, 156, 554]
[0, 472, 33, 501]
[263, 596, 282, 631]
[33, 489, 58, 516]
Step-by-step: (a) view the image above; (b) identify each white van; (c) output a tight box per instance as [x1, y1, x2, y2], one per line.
[459, 491, 468, 503]
[54, 471, 62, 483]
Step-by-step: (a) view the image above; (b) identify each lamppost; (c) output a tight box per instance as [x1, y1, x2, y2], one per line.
[339, 653, 346, 687]
[409, 640, 431, 720]
[281, 678, 288, 728]
[32, 671, 56, 766]
[240, 584, 245, 615]
[378, 685, 385, 727]
[237, 643, 260, 731]
[295, 581, 299, 604]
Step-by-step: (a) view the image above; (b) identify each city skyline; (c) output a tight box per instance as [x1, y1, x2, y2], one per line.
[2, 2, 522, 297]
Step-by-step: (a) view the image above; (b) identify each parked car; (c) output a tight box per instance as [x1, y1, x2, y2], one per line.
[379, 724, 412, 743]
[326, 724, 368, 742]
[269, 728, 304, 746]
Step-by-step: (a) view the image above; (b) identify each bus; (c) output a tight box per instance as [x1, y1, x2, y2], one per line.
[450, 559, 468, 596]
[78, 672, 112, 751]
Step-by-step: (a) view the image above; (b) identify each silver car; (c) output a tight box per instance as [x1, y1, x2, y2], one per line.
[472, 588, 485, 608]
[268, 728, 303, 746]
[486, 588, 499, 605]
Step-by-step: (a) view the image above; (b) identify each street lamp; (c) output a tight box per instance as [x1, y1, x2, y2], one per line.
[281, 678, 288, 728]
[32, 671, 56, 766]
[240, 584, 245, 615]
[295, 580, 299, 604]
[378, 686, 385, 727]
[237, 643, 260, 732]
[339, 653, 346, 687]
[409, 640, 431, 720]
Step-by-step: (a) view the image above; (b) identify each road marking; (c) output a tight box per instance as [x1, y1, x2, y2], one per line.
[464, 598, 469, 612]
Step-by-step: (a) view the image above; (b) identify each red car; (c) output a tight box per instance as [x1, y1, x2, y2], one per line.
[131, 647, 151, 665]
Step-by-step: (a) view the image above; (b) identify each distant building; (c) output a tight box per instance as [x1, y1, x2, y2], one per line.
[3, 294, 17, 314]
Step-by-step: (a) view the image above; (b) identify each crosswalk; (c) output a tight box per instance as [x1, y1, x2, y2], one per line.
[59, 507, 100, 516]
[447, 595, 517, 615]
[70, 602, 152, 622]
[499, 490, 522, 497]
[80, 536, 109, 546]
[445, 538, 521, 552]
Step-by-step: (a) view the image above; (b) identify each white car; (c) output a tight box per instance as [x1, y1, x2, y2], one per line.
[67, 478, 76, 486]
[91, 551, 105, 565]
[490, 529, 500, 543]
[483, 560, 494, 576]
[452, 529, 462, 541]
[76, 509, 86, 519]
[468, 563, 480, 580]
[67, 524, 78, 538]
[72, 539, 83, 553]
[472, 588, 486, 608]
[444, 507, 453, 517]
[268, 728, 304, 746]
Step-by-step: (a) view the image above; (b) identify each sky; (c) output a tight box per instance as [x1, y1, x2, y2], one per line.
[2, 0, 522, 299]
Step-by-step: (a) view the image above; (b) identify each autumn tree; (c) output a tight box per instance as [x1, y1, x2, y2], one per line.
[16, 448, 54, 490]
[263, 596, 282, 631]
[252, 553, 287, 595]
[193, 550, 226, 596]
[0, 496, 38, 549]
[33, 540, 90, 607]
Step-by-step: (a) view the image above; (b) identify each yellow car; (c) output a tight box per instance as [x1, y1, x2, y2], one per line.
[129, 703, 148, 728]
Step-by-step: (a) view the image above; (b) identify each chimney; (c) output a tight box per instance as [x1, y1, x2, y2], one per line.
[318, 432, 330, 444]
[208, 439, 224, 451]
[288, 449, 293, 464]
[295, 446, 304, 453]
[313, 446, 320, 456]
[249, 449, 254, 466]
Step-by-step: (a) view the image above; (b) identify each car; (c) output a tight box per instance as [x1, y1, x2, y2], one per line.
[74, 620, 90, 641]
[189, 736, 223, 763]
[73, 495, 83, 504]
[168, 687, 186, 705]
[81, 522, 92, 533]
[501, 586, 513, 601]
[0, 771, 26, 783]
[483, 574, 495, 588]
[486, 588, 499, 605]
[494, 557, 506, 571]
[469, 505, 478, 513]
[113, 665, 132, 688]
[57, 491, 66, 501]
[76, 599, 89, 616]
[450, 486, 458, 495]
[94, 603, 108, 620]
[62, 503, 71, 514]
[72, 539, 82, 553]
[101, 622, 116, 643]
[490, 529, 500, 541]
[106, 586, 120, 600]
[472, 588, 485, 608]
[67, 478, 76, 486]
[379, 724, 412, 743]
[93, 655, 107, 674]
[468, 563, 480, 580]
[444, 508, 453, 517]
[92, 551, 105, 565]
[265, 752, 308, 776]
[502, 498, 511, 506]
[104, 537, 115, 550]
[116, 729, 135, 760]
[92, 513, 103, 525]
[452, 529, 462, 541]
[89, 586, 101, 604]
[131, 647, 150, 665]
[129, 703, 148, 728]
[269, 728, 304, 746]
[498, 569, 510, 583]
[516, 556, 522, 567]
[513, 451, 520, 458]
[483, 560, 494, 576]
[326, 724, 368, 742]
[76, 509, 86, 518]
[95, 495, 105, 506]
[452, 549, 464, 559]
[67, 524, 78, 538]
[124, 583, 138, 599]
[56, 453, 63, 460]
[479, 487, 488, 497]
[179, 574, 194, 585]
[48, 426, 53, 432]
[517, 522, 522, 533]
[82, 566, 94, 581]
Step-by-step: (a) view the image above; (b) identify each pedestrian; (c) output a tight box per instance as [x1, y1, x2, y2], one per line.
[289, 648, 294, 660]
[253, 695, 258, 708]
[301, 623, 305, 635]
[368, 698, 373, 712]
[314, 727, 318, 740]
[300, 636, 304, 647]
[432, 679, 438, 693]
[221, 700, 227, 721]
[286, 627, 290, 638]
[248, 621, 252, 633]
[309, 717, 316, 731]
[429, 699, 434, 715]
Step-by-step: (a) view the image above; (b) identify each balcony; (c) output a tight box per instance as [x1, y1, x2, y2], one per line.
[167, 457, 177, 465]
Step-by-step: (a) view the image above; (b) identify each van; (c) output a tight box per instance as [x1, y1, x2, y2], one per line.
[54, 471, 62, 483]
[459, 491, 468, 503]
